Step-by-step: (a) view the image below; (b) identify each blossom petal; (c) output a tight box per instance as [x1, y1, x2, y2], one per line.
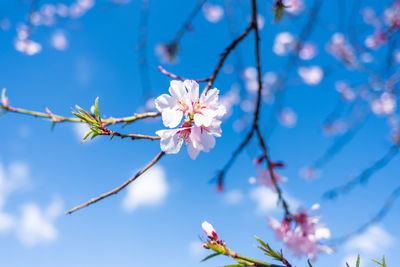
[161, 109, 183, 128]
[200, 131, 216, 152]
[184, 80, 199, 102]
[193, 113, 213, 127]
[169, 80, 186, 100]
[207, 120, 222, 137]
[190, 125, 203, 150]
[187, 141, 200, 160]
[156, 129, 182, 154]
[155, 94, 175, 112]
[201, 88, 219, 106]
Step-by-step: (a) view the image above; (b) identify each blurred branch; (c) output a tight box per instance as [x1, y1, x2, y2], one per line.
[323, 143, 399, 199]
[332, 185, 400, 243]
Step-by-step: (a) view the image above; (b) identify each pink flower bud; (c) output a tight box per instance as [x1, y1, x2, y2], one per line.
[202, 221, 218, 240]
[2, 97, 8, 107]
[270, 161, 285, 169]
[253, 155, 266, 165]
[1, 88, 8, 107]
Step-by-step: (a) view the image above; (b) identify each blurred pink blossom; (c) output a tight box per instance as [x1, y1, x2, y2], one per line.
[202, 3, 224, 23]
[278, 107, 297, 128]
[299, 42, 318, 60]
[256, 168, 287, 189]
[268, 204, 333, 260]
[273, 32, 294, 56]
[326, 33, 357, 67]
[298, 66, 323, 85]
[284, 0, 305, 15]
[370, 93, 397, 116]
[51, 31, 68, 51]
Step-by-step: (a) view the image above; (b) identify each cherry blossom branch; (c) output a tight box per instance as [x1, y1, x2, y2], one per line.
[255, 126, 291, 216]
[323, 143, 399, 199]
[265, 0, 323, 136]
[138, 0, 153, 100]
[0, 91, 160, 127]
[312, 109, 369, 170]
[66, 151, 165, 214]
[213, 0, 293, 217]
[202, 23, 254, 95]
[157, 66, 209, 82]
[201, 222, 288, 267]
[97, 126, 160, 141]
[171, 0, 207, 44]
[223, 0, 246, 88]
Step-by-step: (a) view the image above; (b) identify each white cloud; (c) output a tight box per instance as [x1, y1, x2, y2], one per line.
[0, 212, 14, 233]
[341, 225, 395, 267]
[122, 165, 169, 212]
[0, 161, 63, 246]
[223, 189, 244, 205]
[344, 225, 394, 255]
[16, 198, 63, 247]
[188, 240, 206, 257]
[250, 186, 279, 213]
[249, 186, 300, 214]
[0, 161, 30, 208]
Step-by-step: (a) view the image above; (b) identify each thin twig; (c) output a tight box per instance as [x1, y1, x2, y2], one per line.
[332, 185, 400, 243]
[0, 103, 160, 126]
[323, 144, 399, 199]
[202, 23, 254, 95]
[158, 66, 209, 82]
[255, 126, 291, 216]
[66, 151, 165, 214]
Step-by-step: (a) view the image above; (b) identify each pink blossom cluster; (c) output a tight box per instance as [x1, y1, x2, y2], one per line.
[273, 32, 295, 56]
[14, 0, 95, 55]
[253, 156, 287, 189]
[155, 80, 226, 159]
[297, 66, 323, 85]
[298, 42, 318, 60]
[14, 25, 42, 56]
[370, 92, 397, 116]
[335, 81, 356, 102]
[326, 33, 357, 68]
[268, 204, 333, 260]
[363, 1, 400, 49]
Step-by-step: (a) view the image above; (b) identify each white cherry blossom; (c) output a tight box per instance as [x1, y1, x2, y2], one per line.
[155, 80, 226, 159]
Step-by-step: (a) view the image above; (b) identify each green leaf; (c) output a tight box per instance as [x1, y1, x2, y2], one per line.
[75, 105, 96, 122]
[81, 130, 93, 142]
[356, 254, 360, 267]
[200, 252, 220, 262]
[94, 97, 101, 123]
[372, 256, 386, 267]
[223, 264, 245, 267]
[72, 112, 91, 123]
[254, 236, 281, 259]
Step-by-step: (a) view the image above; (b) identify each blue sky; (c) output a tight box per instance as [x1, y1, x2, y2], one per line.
[0, 0, 399, 266]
